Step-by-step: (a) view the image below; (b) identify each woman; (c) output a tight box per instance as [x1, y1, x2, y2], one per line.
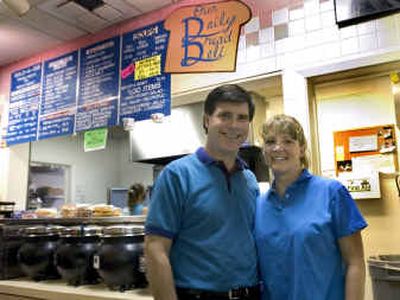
[255, 114, 367, 300]
[128, 183, 147, 215]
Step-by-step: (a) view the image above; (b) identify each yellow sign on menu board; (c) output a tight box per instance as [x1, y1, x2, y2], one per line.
[135, 55, 161, 81]
[164, 0, 251, 73]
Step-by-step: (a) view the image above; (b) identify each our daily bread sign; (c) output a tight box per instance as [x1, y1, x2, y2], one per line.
[164, 0, 251, 73]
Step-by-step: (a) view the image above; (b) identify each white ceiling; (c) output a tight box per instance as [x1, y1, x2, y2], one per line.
[0, 0, 178, 67]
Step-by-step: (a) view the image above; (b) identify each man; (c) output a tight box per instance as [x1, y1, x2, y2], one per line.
[145, 84, 260, 300]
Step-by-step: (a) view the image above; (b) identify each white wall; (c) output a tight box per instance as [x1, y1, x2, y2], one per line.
[314, 75, 399, 300]
[30, 130, 153, 205]
[5, 143, 29, 209]
[116, 135, 154, 188]
[5, 0, 400, 207]
[171, 0, 400, 95]
[0, 147, 8, 201]
[315, 75, 396, 176]
[0, 95, 8, 202]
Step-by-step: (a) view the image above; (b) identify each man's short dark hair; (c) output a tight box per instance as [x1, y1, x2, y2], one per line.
[204, 84, 255, 121]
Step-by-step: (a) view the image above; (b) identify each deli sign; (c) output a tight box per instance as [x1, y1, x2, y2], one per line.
[164, 0, 251, 73]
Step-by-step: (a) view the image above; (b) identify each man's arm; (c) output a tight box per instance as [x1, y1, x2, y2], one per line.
[338, 231, 366, 300]
[145, 234, 177, 300]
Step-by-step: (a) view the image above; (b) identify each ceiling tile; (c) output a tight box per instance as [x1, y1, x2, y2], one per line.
[39, 0, 108, 33]
[54, 1, 92, 20]
[77, 12, 108, 33]
[20, 7, 86, 40]
[0, 0, 178, 67]
[94, 4, 123, 21]
[102, 0, 141, 18]
[124, 0, 173, 13]
[0, 19, 60, 66]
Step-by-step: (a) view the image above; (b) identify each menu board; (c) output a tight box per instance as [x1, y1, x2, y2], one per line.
[6, 22, 172, 146]
[38, 51, 78, 140]
[7, 63, 42, 145]
[76, 36, 120, 131]
[120, 22, 171, 123]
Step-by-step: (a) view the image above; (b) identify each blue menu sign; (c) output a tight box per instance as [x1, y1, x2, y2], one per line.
[39, 51, 78, 139]
[120, 22, 171, 123]
[7, 63, 42, 145]
[76, 36, 120, 131]
[6, 22, 174, 146]
[38, 111, 75, 140]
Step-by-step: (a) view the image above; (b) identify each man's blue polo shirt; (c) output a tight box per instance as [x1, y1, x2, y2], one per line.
[146, 148, 260, 291]
[255, 169, 367, 300]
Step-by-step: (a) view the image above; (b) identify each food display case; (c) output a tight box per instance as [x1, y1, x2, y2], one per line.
[0, 216, 145, 280]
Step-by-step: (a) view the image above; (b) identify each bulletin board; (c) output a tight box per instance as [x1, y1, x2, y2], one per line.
[333, 124, 398, 176]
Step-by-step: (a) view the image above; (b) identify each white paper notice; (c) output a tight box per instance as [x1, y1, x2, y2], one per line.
[349, 135, 377, 153]
[352, 154, 395, 174]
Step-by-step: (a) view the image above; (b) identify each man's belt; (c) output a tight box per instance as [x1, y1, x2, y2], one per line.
[176, 285, 260, 300]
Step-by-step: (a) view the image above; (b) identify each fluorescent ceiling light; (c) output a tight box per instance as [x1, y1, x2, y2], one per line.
[2, 0, 31, 16]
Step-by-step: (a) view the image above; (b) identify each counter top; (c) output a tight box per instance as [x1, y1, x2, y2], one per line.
[0, 215, 146, 226]
[0, 278, 153, 300]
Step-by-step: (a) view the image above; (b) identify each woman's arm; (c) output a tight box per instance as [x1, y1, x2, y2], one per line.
[338, 231, 366, 300]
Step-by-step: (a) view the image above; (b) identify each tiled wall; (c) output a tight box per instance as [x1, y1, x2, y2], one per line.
[239, 0, 400, 73]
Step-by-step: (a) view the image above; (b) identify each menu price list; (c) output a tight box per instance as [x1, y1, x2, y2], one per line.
[120, 21, 171, 123]
[76, 99, 118, 132]
[7, 63, 42, 145]
[38, 111, 75, 140]
[77, 37, 120, 132]
[38, 51, 79, 139]
[6, 22, 172, 146]
[41, 51, 78, 116]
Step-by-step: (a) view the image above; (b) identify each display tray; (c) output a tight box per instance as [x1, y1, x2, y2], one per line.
[0, 215, 145, 226]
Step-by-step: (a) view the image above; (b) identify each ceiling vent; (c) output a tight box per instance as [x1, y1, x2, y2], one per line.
[37, 0, 145, 33]
[72, 0, 105, 12]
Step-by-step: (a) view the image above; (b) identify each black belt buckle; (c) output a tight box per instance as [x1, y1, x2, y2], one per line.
[228, 287, 246, 300]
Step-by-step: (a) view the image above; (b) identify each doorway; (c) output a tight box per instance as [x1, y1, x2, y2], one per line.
[27, 162, 70, 209]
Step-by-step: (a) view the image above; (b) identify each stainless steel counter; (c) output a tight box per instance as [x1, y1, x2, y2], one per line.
[0, 215, 146, 226]
[0, 278, 153, 300]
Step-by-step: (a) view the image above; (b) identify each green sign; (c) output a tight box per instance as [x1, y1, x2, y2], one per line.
[84, 128, 108, 152]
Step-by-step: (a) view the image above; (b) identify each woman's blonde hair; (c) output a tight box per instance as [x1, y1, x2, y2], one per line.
[261, 114, 309, 169]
